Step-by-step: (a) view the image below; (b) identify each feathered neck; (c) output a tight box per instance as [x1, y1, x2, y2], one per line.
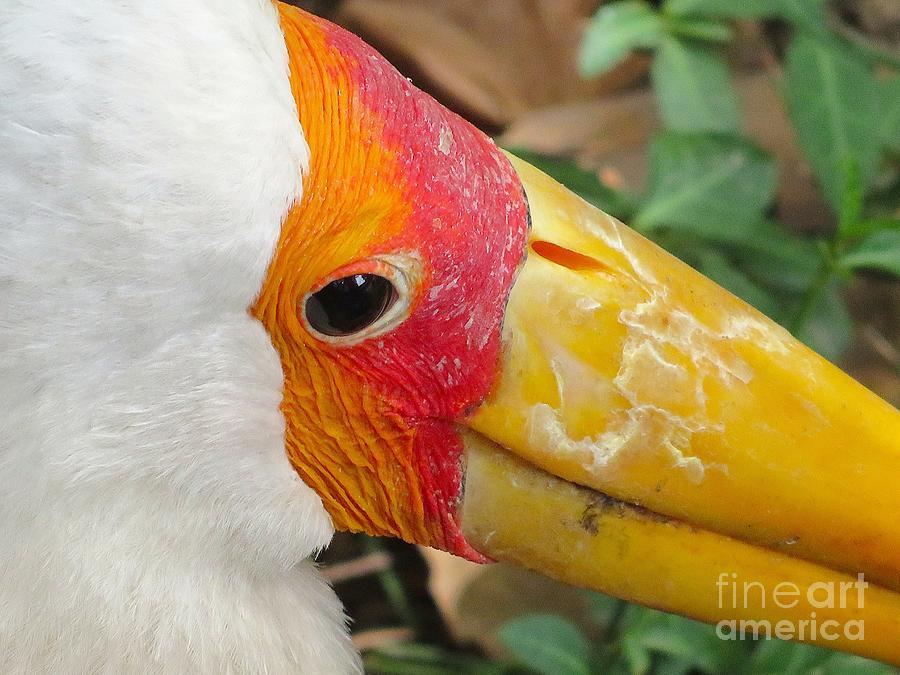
[1, 0, 358, 670]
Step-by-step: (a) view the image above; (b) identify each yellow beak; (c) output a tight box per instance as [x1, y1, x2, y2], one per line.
[460, 155, 900, 664]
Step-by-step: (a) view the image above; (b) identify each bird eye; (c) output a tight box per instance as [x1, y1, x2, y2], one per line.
[304, 273, 398, 337]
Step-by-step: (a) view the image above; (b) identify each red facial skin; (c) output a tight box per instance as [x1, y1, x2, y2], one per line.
[254, 6, 529, 560]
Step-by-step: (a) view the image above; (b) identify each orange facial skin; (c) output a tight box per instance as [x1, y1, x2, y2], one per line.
[253, 5, 529, 559]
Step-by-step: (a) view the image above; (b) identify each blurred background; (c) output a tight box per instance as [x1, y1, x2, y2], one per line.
[292, 1, 900, 673]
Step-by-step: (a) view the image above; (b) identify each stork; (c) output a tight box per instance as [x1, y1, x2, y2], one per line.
[2, 1, 899, 672]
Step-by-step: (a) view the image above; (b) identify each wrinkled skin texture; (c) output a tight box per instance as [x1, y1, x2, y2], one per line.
[253, 6, 530, 559]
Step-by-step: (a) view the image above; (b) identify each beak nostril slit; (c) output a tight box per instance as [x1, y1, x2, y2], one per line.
[530, 240, 608, 273]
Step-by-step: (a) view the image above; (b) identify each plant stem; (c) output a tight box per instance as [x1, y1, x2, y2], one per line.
[361, 536, 423, 636]
[602, 599, 630, 644]
[789, 253, 834, 334]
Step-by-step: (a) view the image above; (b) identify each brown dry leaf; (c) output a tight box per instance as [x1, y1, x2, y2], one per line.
[501, 72, 831, 230]
[737, 74, 832, 232]
[336, 0, 647, 127]
[499, 67, 655, 157]
[500, 84, 657, 191]
[420, 547, 485, 632]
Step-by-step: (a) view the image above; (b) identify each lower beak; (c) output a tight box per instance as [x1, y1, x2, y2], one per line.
[460, 155, 900, 664]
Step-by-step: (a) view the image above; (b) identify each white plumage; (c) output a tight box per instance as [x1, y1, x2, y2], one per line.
[0, 1, 360, 671]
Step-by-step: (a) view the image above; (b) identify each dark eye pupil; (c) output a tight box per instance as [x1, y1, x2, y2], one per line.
[305, 274, 397, 337]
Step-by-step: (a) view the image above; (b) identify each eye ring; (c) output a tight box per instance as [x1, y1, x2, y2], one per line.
[301, 253, 420, 346]
[305, 273, 397, 337]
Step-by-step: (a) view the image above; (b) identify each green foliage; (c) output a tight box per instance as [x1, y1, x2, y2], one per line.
[651, 38, 739, 132]
[784, 35, 881, 213]
[879, 77, 900, 155]
[664, 0, 828, 32]
[573, 0, 900, 359]
[493, 593, 896, 675]
[696, 248, 782, 318]
[747, 639, 898, 675]
[663, 16, 732, 43]
[498, 615, 592, 675]
[617, 609, 750, 674]
[795, 281, 854, 361]
[841, 229, 900, 277]
[636, 132, 776, 229]
[364, 642, 527, 675]
[579, 1, 664, 76]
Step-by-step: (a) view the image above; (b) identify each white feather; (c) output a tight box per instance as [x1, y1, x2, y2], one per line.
[0, 0, 360, 672]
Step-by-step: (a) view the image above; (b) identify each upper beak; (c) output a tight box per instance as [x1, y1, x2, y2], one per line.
[459, 155, 900, 664]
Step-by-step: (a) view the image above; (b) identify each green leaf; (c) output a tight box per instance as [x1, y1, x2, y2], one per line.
[651, 37, 740, 133]
[664, 0, 828, 32]
[580, 1, 664, 77]
[784, 34, 881, 215]
[654, 216, 820, 280]
[797, 281, 853, 361]
[731, 226, 821, 293]
[746, 639, 831, 675]
[878, 76, 900, 155]
[636, 132, 777, 230]
[615, 605, 658, 675]
[838, 157, 864, 236]
[664, 16, 733, 42]
[746, 640, 898, 675]
[695, 220, 820, 278]
[621, 637, 652, 675]
[504, 148, 636, 220]
[497, 615, 591, 675]
[840, 217, 900, 240]
[697, 249, 782, 318]
[586, 592, 625, 629]
[840, 230, 900, 277]
[589, 647, 632, 675]
[652, 658, 695, 675]
[818, 653, 900, 675]
[613, 608, 753, 675]
[638, 614, 751, 674]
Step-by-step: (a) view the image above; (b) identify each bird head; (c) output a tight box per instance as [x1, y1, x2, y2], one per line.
[252, 7, 900, 662]
[253, 9, 528, 560]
